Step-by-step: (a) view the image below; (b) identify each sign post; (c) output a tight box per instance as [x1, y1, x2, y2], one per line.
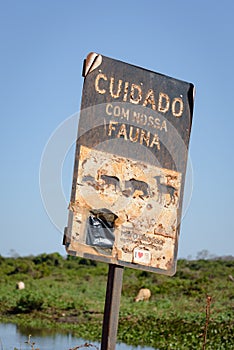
[101, 264, 124, 350]
[64, 52, 195, 348]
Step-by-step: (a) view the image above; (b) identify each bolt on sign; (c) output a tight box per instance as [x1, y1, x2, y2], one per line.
[63, 52, 195, 275]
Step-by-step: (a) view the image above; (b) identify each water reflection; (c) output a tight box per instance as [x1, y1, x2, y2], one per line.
[0, 323, 156, 350]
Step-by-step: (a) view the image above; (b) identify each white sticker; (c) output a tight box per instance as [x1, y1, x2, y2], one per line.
[133, 249, 151, 265]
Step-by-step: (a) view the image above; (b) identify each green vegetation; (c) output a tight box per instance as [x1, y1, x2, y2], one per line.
[0, 253, 233, 349]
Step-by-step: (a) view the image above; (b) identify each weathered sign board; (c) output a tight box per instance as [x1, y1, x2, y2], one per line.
[64, 52, 194, 275]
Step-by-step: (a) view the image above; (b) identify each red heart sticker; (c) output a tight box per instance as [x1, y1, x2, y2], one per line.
[138, 252, 143, 258]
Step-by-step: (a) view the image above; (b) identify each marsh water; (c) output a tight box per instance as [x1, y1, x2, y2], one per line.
[0, 323, 157, 350]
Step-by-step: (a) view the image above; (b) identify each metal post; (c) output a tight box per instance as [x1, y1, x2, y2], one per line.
[101, 264, 124, 350]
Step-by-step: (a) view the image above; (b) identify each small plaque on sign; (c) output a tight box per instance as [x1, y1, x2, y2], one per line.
[63, 52, 195, 275]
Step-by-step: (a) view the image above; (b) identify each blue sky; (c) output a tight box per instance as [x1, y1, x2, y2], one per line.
[1, 0, 234, 259]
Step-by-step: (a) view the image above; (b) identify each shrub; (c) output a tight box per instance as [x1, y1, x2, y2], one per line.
[13, 291, 44, 313]
[33, 252, 63, 267]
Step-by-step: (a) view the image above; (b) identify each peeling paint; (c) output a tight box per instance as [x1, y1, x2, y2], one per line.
[83, 52, 102, 77]
[68, 145, 181, 271]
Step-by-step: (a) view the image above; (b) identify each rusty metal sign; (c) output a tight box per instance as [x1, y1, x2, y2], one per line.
[63, 52, 194, 275]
